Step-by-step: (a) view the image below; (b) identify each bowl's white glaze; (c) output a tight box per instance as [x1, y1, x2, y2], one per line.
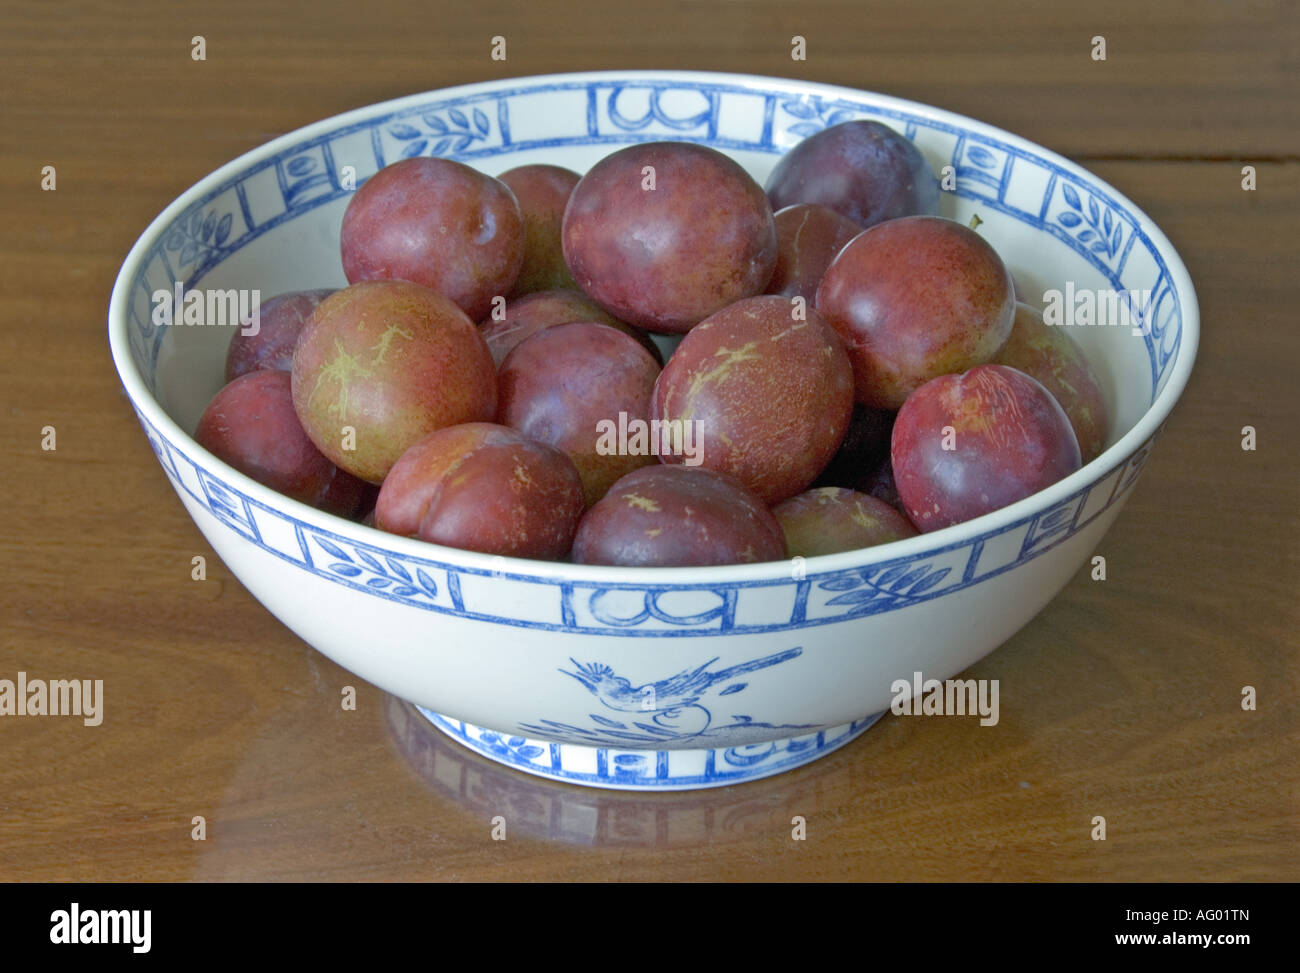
[109, 72, 1197, 789]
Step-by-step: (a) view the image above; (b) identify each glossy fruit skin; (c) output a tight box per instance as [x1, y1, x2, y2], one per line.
[816, 216, 1016, 410]
[773, 487, 917, 557]
[498, 322, 661, 508]
[891, 364, 1082, 532]
[340, 157, 524, 321]
[375, 422, 583, 559]
[225, 289, 335, 381]
[291, 280, 497, 484]
[498, 164, 581, 296]
[562, 141, 777, 334]
[652, 294, 853, 504]
[478, 289, 662, 367]
[195, 370, 368, 517]
[571, 465, 786, 567]
[766, 203, 863, 302]
[813, 404, 895, 490]
[995, 302, 1109, 463]
[765, 120, 940, 229]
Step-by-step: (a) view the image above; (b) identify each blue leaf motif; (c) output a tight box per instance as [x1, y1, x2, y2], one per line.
[366, 577, 391, 589]
[719, 683, 746, 695]
[400, 140, 427, 159]
[515, 745, 544, 759]
[1087, 196, 1100, 227]
[472, 107, 490, 136]
[287, 156, 316, 177]
[356, 549, 386, 574]
[451, 135, 471, 153]
[825, 588, 880, 607]
[826, 108, 857, 125]
[788, 122, 823, 138]
[1061, 183, 1082, 210]
[179, 242, 198, 266]
[200, 211, 216, 242]
[819, 576, 862, 592]
[385, 559, 412, 583]
[316, 538, 352, 562]
[448, 108, 469, 130]
[614, 753, 644, 765]
[1111, 225, 1123, 253]
[1058, 212, 1083, 228]
[391, 586, 419, 597]
[214, 213, 232, 246]
[590, 714, 626, 729]
[422, 114, 448, 134]
[506, 736, 526, 748]
[1091, 240, 1111, 254]
[479, 731, 500, 744]
[166, 230, 184, 251]
[893, 566, 930, 590]
[331, 563, 362, 577]
[967, 145, 997, 169]
[1078, 230, 1096, 243]
[907, 567, 951, 595]
[874, 563, 912, 587]
[415, 568, 438, 597]
[1103, 208, 1113, 236]
[432, 137, 451, 156]
[389, 123, 422, 140]
[782, 99, 819, 119]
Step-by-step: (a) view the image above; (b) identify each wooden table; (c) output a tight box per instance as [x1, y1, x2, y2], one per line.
[1, 0, 1295, 881]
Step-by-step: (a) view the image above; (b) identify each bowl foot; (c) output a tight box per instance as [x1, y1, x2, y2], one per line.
[415, 708, 884, 791]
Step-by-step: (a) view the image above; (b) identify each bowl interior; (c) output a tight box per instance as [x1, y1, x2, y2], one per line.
[117, 72, 1190, 522]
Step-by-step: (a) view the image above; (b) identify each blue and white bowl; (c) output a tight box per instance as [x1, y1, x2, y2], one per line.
[108, 71, 1198, 791]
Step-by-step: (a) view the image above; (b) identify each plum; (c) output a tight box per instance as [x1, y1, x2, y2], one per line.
[651, 294, 853, 504]
[995, 302, 1109, 463]
[766, 119, 940, 229]
[562, 141, 777, 334]
[891, 363, 1081, 532]
[816, 215, 1016, 410]
[225, 288, 334, 381]
[813, 404, 895, 490]
[773, 487, 917, 557]
[195, 370, 368, 517]
[375, 422, 583, 560]
[497, 322, 660, 507]
[340, 157, 524, 321]
[291, 280, 497, 484]
[478, 289, 662, 367]
[571, 465, 786, 567]
[498, 164, 581, 296]
[858, 456, 907, 515]
[766, 203, 863, 302]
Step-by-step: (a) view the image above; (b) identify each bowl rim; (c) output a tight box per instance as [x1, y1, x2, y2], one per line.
[108, 68, 1200, 586]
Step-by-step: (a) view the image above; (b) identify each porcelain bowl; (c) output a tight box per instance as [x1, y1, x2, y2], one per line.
[108, 71, 1198, 790]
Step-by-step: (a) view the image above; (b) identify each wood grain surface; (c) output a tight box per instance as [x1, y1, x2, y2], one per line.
[0, 0, 1296, 881]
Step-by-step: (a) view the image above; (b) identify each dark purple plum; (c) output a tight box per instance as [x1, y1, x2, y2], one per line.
[562, 141, 777, 334]
[340, 157, 524, 321]
[766, 119, 940, 229]
[498, 164, 581, 296]
[225, 289, 335, 381]
[195, 370, 368, 517]
[766, 203, 862, 302]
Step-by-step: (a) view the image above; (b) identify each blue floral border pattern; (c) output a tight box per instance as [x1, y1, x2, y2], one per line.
[417, 707, 882, 789]
[126, 78, 1177, 636]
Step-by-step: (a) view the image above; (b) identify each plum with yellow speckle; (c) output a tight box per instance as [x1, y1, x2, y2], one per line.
[291, 280, 497, 484]
[891, 363, 1080, 532]
[773, 487, 917, 557]
[651, 294, 853, 504]
[571, 465, 785, 567]
[995, 302, 1109, 464]
[375, 422, 583, 559]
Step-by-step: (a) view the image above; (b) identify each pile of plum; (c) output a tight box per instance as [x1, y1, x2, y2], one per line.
[196, 120, 1108, 567]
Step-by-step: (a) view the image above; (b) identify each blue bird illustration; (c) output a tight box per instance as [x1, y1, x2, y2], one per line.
[561, 647, 803, 715]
